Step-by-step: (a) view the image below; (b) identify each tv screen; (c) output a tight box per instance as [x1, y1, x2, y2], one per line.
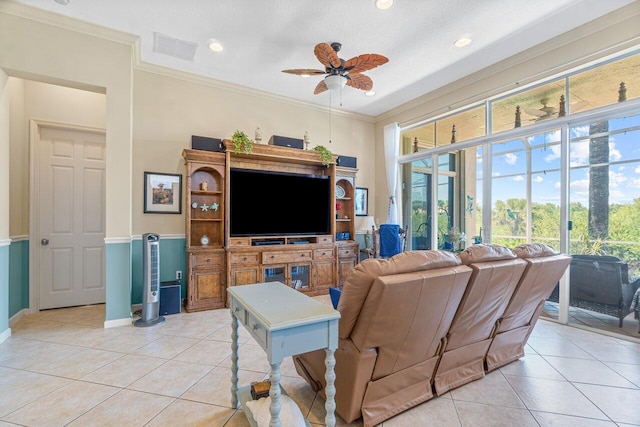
[230, 168, 331, 237]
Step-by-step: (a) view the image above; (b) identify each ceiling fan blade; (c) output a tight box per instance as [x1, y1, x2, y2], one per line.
[314, 43, 341, 69]
[344, 54, 388, 74]
[346, 74, 373, 91]
[314, 80, 328, 95]
[282, 69, 326, 75]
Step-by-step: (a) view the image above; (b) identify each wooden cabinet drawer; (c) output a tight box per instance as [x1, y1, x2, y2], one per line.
[246, 311, 268, 348]
[230, 252, 259, 265]
[317, 235, 333, 244]
[314, 249, 334, 260]
[262, 250, 312, 264]
[338, 247, 357, 258]
[229, 238, 250, 247]
[191, 252, 224, 268]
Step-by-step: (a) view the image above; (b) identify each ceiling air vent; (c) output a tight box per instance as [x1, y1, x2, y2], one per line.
[153, 32, 198, 61]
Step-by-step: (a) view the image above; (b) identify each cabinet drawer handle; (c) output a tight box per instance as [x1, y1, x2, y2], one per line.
[206, 258, 211, 263]
[270, 255, 275, 259]
[243, 257, 248, 261]
[300, 254, 306, 257]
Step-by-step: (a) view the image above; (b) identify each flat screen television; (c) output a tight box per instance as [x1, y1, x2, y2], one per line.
[229, 168, 331, 237]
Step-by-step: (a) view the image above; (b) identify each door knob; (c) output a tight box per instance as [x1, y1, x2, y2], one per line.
[41, 238, 49, 246]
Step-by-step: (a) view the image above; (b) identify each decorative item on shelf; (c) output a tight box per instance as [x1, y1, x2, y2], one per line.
[514, 106, 522, 128]
[450, 124, 457, 144]
[445, 226, 466, 252]
[231, 130, 254, 154]
[200, 234, 210, 246]
[255, 127, 262, 144]
[200, 204, 209, 211]
[200, 181, 208, 191]
[304, 131, 310, 150]
[313, 145, 333, 166]
[335, 184, 345, 199]
[210, 202, 219, 211]
[191, 202, 199, 209]
[336, 202, 342, 219]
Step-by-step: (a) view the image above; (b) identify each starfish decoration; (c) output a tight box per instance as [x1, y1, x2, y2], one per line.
[200, 204, 209, 212]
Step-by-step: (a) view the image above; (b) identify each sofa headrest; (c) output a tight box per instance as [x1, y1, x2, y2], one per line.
[458, 244, 516, 265]
[513, 243, 558, 258]
[338, 250, 461, 339]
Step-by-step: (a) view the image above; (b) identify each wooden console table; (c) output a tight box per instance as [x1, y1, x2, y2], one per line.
[228, 282, 341, 427]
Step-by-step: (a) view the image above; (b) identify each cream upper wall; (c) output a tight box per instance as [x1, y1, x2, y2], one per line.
[0, 70, 9, 241]
[132, 69, 376, 235]
[0, 8, 133, 238]
[372, 3, 640, 226]
[8, 79, 106, 237]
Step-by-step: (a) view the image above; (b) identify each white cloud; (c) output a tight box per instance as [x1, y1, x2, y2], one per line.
[628, 178, 640, 189]
[609, 170, 627, 188]
[635, 165, 640, 174]
[609, 141, 622, 162]
[570, 140, 589, 166]
[545, 145, 561, 163]
[513, 175, 524, 181]
[618, 166, 625, 171]
[504, 153, 518, 165]
[554, 182, 561, 189]
[533, 176, 544, 183]
[492, 172, 501, 177]
[570, 178, 590, 193]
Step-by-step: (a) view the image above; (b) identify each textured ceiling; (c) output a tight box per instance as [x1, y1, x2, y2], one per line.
[14, 0, 635, 116]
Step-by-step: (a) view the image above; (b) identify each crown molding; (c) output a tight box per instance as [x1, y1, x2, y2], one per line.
[0, 1, 138, 46]
[134, 61, 376, 123]
[376, 2, 640, 125]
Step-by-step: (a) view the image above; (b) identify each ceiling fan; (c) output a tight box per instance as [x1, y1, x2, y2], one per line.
[282, 42, 388, 95]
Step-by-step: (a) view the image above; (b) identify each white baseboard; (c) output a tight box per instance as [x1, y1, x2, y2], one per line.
[9, 309, 28, 326]
[131, 303, 142, 313]
[104, 317, 132, 328]
[0, 327, 11, 344]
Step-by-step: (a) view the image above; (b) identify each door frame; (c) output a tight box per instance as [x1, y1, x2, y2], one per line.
[28, 119, 106, 313]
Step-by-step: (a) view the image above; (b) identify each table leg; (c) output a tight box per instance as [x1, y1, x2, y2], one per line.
[269, 362, 282, 427]
[324, 348, 336, 427]
[230, 311, 239, 409]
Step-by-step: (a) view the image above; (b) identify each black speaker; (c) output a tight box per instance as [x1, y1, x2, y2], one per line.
[191, 135, 224, 152]
[268, 135, 304, 149]
[337, 155, 357, 168]
[159, 281, 181, 315]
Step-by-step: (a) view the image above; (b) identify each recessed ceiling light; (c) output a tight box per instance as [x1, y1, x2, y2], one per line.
[54, 0, 69, 5]
[375, 0, 393, 10]
[301, 74, 311, 78]
[365, 91, 376, 96]
[454, 37, 472, 48]
[207, 39, 224, 52]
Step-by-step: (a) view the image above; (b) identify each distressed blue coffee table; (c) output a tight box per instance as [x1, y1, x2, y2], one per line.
[228, 282, 340, 427]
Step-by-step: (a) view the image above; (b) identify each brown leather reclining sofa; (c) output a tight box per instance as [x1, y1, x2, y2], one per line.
[293, 244, 571, 426]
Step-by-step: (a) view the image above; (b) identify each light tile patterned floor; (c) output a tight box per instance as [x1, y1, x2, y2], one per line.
[1, 298, 640, 426]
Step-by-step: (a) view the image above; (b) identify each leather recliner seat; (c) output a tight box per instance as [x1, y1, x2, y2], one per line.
[293, 250, 472, 426]
[485, 243, 572, 371]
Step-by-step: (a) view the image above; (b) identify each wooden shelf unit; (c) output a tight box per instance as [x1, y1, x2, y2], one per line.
[183, 143, 360, 310]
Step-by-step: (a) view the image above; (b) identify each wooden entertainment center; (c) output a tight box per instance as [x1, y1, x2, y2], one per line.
[183, 141, 359, 312]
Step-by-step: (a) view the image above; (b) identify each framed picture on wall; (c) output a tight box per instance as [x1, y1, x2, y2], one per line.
[355, 187, 368, 216]
[144, 172, 182, 214]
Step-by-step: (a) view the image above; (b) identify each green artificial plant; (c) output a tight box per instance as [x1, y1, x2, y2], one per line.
[231, 130, 254, 154]
[313, 145, 334, 166]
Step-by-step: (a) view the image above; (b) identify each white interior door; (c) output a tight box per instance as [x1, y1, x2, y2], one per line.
[38, 126, 106, 310]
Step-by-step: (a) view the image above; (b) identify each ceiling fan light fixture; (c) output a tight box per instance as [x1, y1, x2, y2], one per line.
[207, 39, 224, 52]
[325, 74, 347, 91]
[300, 74, 311, 78]
[375, 0, 393, 10]
[454, 37, 472, 48]
[365, 90, 376, 96]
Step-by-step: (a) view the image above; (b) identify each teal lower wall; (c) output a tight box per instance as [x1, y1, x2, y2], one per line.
[105, 242, 132, 321]
[8, 240, 29, 318]
[0, 245, 9, 333]
[131, 238, 186, 305]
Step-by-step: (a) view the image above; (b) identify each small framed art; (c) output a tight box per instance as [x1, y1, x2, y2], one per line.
[355, 187, 368, 216]
[144, 172, 182, 214]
